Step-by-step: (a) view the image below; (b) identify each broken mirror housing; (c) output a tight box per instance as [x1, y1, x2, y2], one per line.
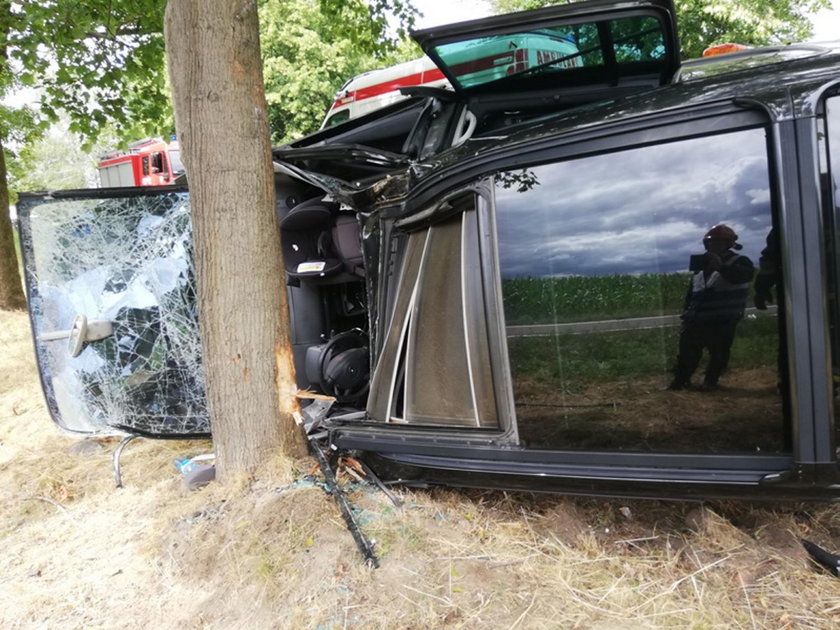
[17, 0, 840, 500]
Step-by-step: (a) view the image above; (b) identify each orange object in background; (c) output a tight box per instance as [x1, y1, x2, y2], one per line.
[702, 43, 751, 57]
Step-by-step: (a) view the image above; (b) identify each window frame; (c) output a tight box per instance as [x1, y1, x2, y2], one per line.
[366, 193, 516, 437]
[490, 114, 789, 460]
[814, 90, 840, 465]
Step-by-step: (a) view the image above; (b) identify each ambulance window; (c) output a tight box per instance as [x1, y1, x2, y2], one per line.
[494, 126, 788, 454]
[325, 111, 350, 127]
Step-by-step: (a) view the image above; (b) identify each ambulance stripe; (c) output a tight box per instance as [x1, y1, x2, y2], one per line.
[329, 47, 551, 110]
[332, 67, 447, 109]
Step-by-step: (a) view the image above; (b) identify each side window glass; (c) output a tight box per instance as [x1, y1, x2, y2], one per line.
[821, 95, 840, 451]
[495, 127, 788, 454]
[325, 110, 350, 127]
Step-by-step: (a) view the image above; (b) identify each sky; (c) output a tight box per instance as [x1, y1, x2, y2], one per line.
[807, 4, 840, 42]
[413, 0, 492, 28]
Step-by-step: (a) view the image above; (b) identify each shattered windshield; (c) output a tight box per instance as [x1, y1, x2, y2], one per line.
[431, 15, 667, 90]
[18, 190, 208, 437]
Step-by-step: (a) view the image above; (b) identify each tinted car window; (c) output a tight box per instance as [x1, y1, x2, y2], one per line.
[431, 15, 666, 90]
[494, 126, 788, 453]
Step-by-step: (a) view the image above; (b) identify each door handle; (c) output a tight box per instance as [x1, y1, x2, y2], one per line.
[39, 315, 114, 358]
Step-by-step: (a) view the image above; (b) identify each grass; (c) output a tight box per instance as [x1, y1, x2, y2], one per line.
[3, 309, 840, 629]
[508, 314, 778, 386]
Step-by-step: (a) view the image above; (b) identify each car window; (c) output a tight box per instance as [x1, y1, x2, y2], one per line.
[431, 15, 666, 91]
[820, 95, 840, 455]
[168, 148, 184, 175]
[494, 125, 788, 454]
[325, 110, 350, 128]
[17, 191, 207, 436]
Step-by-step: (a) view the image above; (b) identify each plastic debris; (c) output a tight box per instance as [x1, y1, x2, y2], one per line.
[182, 465, 215, 490]
[174, 453, 215, 474]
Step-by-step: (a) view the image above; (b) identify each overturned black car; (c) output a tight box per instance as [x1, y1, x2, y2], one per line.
[17, 0, 840, 501]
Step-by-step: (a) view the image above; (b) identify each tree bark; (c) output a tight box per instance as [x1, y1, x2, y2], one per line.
[0, 140, 27, 311]
[164, 0, 307, 479]
[0, 0, 26, 312]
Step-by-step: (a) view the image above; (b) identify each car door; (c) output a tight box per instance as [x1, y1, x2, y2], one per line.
[288, 1, 681, 169]
[17, 186, 209, 438]
[412, 0, 680, 99]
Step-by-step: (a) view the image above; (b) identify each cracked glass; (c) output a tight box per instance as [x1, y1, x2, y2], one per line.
[18, 190, 209, 437]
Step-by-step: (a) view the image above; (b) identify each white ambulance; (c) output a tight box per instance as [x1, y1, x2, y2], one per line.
[322, 32, 581, 128]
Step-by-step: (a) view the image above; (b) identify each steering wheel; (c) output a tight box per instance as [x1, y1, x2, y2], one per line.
[318, 330, 370, 403]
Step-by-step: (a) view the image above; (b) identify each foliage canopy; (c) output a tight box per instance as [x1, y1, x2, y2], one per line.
[2, 0, 172, 146]
[260, 0, 420, 143]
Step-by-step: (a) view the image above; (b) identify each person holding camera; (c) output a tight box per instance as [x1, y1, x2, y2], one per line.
[668, 224, 755, 391]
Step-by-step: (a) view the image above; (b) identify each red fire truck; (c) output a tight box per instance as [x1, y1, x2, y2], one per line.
[97, 137, 184, 188]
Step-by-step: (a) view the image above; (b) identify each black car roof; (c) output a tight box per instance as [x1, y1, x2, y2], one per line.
[415, 42, 840, 183]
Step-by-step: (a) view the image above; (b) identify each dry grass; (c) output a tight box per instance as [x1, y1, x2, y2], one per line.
[1, 308, 840, 629]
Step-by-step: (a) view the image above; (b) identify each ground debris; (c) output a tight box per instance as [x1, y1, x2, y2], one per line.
[3, 309, 840, 629]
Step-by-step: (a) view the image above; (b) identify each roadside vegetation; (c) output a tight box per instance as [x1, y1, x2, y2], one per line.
[503, 273, 690, 326]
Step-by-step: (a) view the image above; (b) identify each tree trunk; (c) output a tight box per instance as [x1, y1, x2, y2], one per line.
[164, 0, 307, 479]
[0, 141, 26, 311]
[0, 0, 26, 312]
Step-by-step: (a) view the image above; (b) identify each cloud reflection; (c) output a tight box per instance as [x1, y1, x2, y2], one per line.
[495, 128, 772, 278]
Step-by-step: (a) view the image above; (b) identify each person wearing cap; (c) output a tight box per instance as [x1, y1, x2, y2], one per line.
[669, 224, 755, 391]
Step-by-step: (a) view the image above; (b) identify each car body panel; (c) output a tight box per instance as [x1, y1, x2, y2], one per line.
[282, 41, 840, 499]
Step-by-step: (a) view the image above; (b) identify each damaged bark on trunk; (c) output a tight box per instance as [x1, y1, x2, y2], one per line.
[164, 0, 307, 479]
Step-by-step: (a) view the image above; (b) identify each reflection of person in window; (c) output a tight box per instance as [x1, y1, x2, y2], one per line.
[754, 227, 791, 449]
[669, 224, 755, 391]
[753, 228, 778, 311]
